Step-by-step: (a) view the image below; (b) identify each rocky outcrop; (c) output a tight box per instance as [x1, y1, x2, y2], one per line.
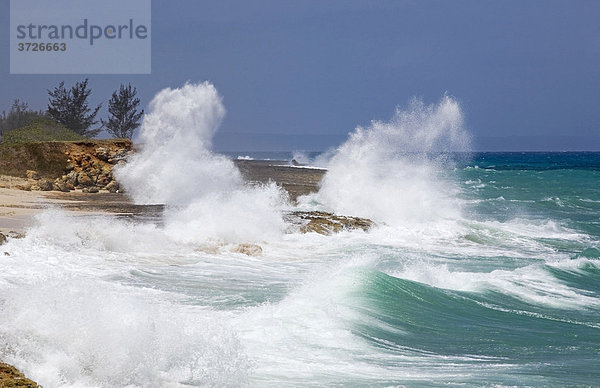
[0, 362, 39, 387]
[285, 211, 374, 235]
[234, 160, 325, 202]
[20, 140, 132, 193]
[232, 243, 263, 256]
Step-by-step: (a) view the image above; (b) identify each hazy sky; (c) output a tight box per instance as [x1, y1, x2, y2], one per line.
[1, 0, 599, 151]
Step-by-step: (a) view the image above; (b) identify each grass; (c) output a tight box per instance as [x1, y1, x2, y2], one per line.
[0, 120, 131, 179]
[1, 117, 85, 145]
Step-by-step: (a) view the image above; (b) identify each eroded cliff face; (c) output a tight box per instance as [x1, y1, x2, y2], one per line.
[0, 139, 133, 193]
[54, 140, 132, 193]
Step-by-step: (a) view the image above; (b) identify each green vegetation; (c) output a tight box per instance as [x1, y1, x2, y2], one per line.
[0, 141, 70, 178]
[47, 78, 102, 138]
[0, 99, 46, 133]
[1, 117, 84, 145]
[102, 83, 144, 139]
[2, 79, 145, 142]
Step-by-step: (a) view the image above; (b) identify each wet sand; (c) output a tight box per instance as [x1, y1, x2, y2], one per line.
[0, 187, 58, 234]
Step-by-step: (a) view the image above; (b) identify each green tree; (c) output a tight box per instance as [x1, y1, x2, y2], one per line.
[47, 79, 102, 138]
[0, 99, 46, 135]
[102, 84, 144, 139]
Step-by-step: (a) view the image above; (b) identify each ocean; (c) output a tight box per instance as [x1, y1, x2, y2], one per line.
[1, 83, 598, 387]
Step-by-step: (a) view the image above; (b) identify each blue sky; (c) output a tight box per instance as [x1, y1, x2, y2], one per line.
[1, 0, 599, 151]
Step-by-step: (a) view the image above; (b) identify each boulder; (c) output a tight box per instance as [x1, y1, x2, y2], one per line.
[96, 175, 111, 187]
[65, 171, 78, 186]
[232, 243, 263, 256]
[87, 168, 101, 178]
[105, 180, 120, 193]
[53, 181, 70, 192]
[95, 147, 110, 160]
[16, 183, 31, 191]
[285, 211, 374, 235]
[38, 179, 53, 191]
[71, 154, 82, 165]
[77, 173, 93, 186]
[25, 170, 40, 180]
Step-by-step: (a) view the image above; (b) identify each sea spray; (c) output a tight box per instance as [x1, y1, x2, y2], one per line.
[115, 82, 234, 205]
[2, 85, 599, 387]
[315, 96, 470, 225]
[0, 270, 251, 386]
[116, 82, 288, 243]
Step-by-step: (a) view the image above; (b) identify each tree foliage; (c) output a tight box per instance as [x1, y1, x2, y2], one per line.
[47, 79, 102, 138]
[0, 99, 46, 134]
[102, 84, 144, 139]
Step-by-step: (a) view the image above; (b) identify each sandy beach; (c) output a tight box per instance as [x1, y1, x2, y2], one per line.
[0, 160, 326, 235]
[0, 186, 54, 234]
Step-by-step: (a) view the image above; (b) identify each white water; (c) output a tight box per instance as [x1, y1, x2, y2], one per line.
[115, 82, 288, 244]
[311, 95, 470, 226]
[1, 83, 596, 387]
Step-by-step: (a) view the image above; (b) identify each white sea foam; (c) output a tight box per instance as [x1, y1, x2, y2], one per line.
[2, 84, 598, 387]
[290, 150, 311, 165]
[314, 96, 470, 226]
[391, 261, 600, 310]
[115, 82, 289, 243]
[0, 274, 250, 387]
[115, 82, 234, 206]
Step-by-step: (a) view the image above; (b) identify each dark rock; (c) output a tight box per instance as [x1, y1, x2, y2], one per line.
[65, 171, 78, 186]
[285, 211, 374, 235]
[6, 231, 25, 239]
[77, 173, 93, 186]
[96, 174, 111, 187]
[53, 181, 70, 192]
[95, 147, 110, 161]
[38, 179, 53, 191]
[105, 180, 119, 193]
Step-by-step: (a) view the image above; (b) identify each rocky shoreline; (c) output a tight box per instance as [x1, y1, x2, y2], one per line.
[0, 145, 373, 386]
[13, 140, 132, 194]
[0, 144, 373, 236]
[0, 363, 39, 387]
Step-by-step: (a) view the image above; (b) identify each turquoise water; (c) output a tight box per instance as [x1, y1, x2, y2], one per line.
[1, 152, 599, 387]
[5, 84, 597, 386]
[388, 152, 600, 386]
